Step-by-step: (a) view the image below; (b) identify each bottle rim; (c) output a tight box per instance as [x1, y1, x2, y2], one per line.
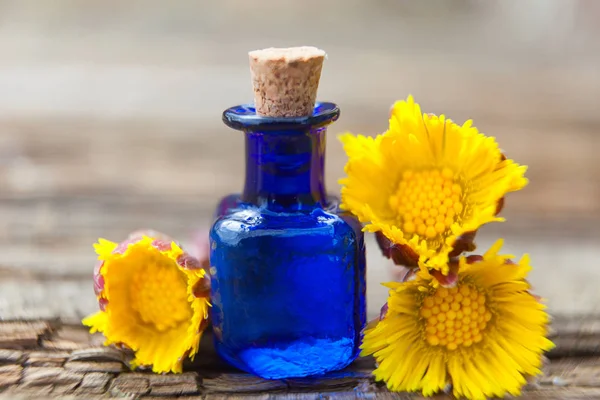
[222, 102, 339, 133]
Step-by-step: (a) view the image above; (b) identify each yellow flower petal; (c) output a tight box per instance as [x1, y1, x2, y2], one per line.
[339, 96, 527, 271]
[93, 238, 118, 259]
[360, 240, 553, 399]
[82, 235, 210, 374]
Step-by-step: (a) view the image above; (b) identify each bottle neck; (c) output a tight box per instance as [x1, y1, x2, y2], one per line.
[222, 102, 340, 212]
[242, 128, 327, 210]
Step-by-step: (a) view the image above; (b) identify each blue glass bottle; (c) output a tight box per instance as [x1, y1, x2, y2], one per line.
[209, 102, 366, 379]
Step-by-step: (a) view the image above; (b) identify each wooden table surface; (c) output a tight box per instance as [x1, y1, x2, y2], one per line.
[1, 0, 600, 318]
[0, 316, 599, 399]
[1, 1, 600, 398]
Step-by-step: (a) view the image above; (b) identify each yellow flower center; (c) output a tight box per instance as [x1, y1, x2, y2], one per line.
[130, 259, 191, 332]
[389, 168, 464, 239]
[420, 284, 492, 351]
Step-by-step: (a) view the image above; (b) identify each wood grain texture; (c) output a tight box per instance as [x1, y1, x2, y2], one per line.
[0, 2, 599, 397]
[0, 0, 599, 322]
[2, 213, 600, 321]
[0, 317, 599, 399]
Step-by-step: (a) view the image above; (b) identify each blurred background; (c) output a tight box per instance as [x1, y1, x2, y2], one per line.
[0, 0, 599, 321]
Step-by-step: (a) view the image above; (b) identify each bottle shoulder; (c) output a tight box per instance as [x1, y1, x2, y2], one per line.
[210, 197, 362, 245]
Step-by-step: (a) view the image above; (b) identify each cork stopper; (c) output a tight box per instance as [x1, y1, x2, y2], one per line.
[249, 46, 326, 117]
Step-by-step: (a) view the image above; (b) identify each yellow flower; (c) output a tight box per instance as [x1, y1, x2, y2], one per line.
[82, 231, 211, 374]
[339, 96, 528, 272]
[361, 240, 554, 400]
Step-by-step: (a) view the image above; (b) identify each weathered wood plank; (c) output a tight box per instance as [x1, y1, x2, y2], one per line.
[202, 373, 288, 394]
[109, 373, 150, 397]
[0, 321, 52, 350]
[1, 121, 599, 215]
[0, 350, 25, 365]
[520, 387, 600, 400]
[24, 352, 70, 367]
[0, 319, 598, 398]
[0, 365, 22, 387]
[75, 372, 112, 395]
[0, 279, 97, 323]
[3, 232, 600, 321]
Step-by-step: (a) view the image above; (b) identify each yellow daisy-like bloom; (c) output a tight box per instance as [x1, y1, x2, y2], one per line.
[339, 96, 528, 272]
[361, 240, 554, 400]
[82, 232, 211, 374]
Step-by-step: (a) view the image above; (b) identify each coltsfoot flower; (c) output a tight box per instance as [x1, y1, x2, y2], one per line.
[82, 230, 211, 374]
[339, 96, 527, 272]
[361, 240, 554, 400]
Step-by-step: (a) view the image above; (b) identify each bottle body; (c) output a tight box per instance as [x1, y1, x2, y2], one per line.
[210, 196, 365, 378]
[209, 103, 366, 379]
